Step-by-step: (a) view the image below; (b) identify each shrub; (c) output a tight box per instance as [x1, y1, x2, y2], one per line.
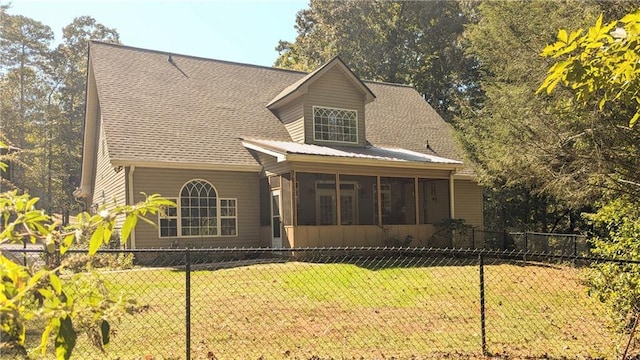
[585, 198, 640, 330]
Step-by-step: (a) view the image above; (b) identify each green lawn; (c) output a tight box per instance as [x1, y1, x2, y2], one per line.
[19, 259, 622, 359]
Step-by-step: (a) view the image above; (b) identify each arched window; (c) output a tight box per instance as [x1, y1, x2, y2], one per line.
[158, 179, 238, 238]
[180, 180, 218, 236]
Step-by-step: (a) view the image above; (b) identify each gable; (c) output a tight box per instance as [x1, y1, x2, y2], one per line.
[303, 66, 367, 147]
[267, 56, 375, 110]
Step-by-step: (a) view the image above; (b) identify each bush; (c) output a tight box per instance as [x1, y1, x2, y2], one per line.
[585, 198, 640, 330]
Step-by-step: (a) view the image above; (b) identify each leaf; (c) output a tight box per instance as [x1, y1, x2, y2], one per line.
[89, 225, 104, 255]
[103, 226, 112, 246]
[630, 111, 640, 128]
[49, 273, 62, 294]
[28, 270, 47, 288]
[137, 214, 158, 227]
[60, 233, 75, 255]
[121, 214, 138, 244]
[100, 320, 110, 345]
[55, 315, 77, 360]
[558, 29, 568, 43]
[41, 318, 59, 355]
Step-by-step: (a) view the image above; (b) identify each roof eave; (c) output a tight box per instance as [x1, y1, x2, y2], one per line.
[286, 154, 463, 171]
[110, 159, 263, 172]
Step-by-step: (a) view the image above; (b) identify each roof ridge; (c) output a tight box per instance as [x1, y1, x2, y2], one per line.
[88, 41, 415, 88]
[88, 40, 310, 76]
[363, 79, 414, 88]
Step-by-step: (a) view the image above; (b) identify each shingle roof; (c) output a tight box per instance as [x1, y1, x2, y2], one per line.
[89, 41, 467, 171]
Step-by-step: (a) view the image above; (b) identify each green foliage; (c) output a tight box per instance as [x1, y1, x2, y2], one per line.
[456, 1, 640, 233]
[382, 234, 414, 248]
[428, 218, 473, 248]
[275, 0, 482, 121]
[1, 8, 120, 214]
[585, 198, 640, 330]
[540, 9, 640, 127]
[0, 142, 173, 358]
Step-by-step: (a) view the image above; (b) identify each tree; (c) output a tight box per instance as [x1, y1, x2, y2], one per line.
[48, 17, 120, 214]
[455, 0, 621, 232]
[0, 12, 54, 201]
[0, 142, 173, 359]
[537, 8, 640, 201]
[275, 0, 482, 121]
[539, 8, 640, 329]
[0, 10, 120, 215]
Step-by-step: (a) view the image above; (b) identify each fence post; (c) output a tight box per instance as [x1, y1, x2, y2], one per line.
[185, 248, 191, 360]
[472, 227, 476, 249]
[479, 254, 487, 355]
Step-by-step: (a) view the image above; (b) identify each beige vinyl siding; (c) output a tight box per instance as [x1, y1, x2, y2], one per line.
[284, 118, 305, 143]
[276, 97, 304, 125]
[454, 179, 483, 229]
[131, 168, 261, 248]
[91, 123, 126, 228]
[248, 150, 291, 176]
[304, 66, 366, 147]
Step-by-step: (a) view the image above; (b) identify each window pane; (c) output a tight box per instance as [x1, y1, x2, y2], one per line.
[222, 218, 237, 236]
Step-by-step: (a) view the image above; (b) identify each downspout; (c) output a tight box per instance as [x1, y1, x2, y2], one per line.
[128, 165, 136, 249]
[449, 170, 456, 219]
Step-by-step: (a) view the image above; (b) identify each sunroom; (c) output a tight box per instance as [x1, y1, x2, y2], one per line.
[244, 138, 478, 249]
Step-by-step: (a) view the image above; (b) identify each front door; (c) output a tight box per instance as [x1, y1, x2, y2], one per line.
[271, 190, 282, 248]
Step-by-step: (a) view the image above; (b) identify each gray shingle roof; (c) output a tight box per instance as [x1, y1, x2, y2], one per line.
[89, 41, 466, 171]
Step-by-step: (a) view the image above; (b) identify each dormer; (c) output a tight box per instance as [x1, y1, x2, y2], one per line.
[267, 57, 376, 148]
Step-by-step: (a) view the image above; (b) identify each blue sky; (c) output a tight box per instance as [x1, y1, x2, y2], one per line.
[4, 0, 307, 67]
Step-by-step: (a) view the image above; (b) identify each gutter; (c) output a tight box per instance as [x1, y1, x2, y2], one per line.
[128, 165, 136, 249]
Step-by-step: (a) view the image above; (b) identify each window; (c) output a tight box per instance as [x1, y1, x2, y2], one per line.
[313, 106, 358, 143]
[220, 199, 237, 236]
[158, 179, 238, 238]
[159, 198, 178, 237]
[181, 180, 217, 236]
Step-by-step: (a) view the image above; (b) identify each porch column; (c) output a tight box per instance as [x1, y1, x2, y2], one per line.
[449, 171, 456, 218]
[336, 173, 341, 226]
[292, 170, 297, 226]
[414, 177, 419, 225]
[377, 175, 382, 225]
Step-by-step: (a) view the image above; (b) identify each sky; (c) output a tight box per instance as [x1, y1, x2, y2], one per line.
[3, 0, 308, 67]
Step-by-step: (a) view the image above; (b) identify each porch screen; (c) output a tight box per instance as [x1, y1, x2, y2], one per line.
[296, 173, 337, 225]
[339, 175, 376, 225]
[379, 177, 416, 225]
[418, 179, 450, 224]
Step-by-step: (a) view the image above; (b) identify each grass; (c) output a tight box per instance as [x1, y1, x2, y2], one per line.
[16, 258, 623, 359]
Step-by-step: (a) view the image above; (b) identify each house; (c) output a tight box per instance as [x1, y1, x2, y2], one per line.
[75, 41, 483, 249]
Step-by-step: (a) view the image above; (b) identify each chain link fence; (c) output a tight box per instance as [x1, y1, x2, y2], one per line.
[4, 247, 638, 359]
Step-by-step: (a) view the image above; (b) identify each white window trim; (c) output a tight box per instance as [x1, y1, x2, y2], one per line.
[157, 181, 239, 239]
[312, 106, 359, 144]
[158, 197, 178, 238]
[220, 198, 238, 237]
